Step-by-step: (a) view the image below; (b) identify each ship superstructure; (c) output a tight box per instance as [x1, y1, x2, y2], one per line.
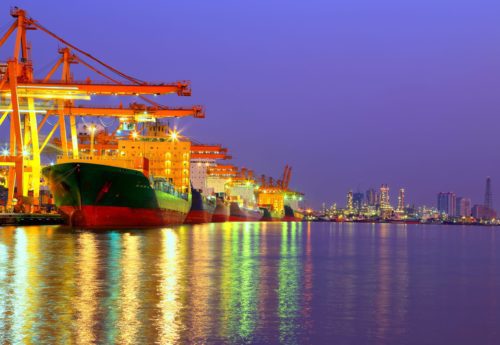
[206, 164, 238, 222]
[257, 165, 304, 221]
[225, 168, 263, 221]
[185, 144, 231, 223]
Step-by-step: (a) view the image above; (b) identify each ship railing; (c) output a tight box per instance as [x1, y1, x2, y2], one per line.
[152, 178, 189, 200]
[56, 154, 132, 163]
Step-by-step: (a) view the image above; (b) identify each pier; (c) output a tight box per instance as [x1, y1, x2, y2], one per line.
[0, 213, 64, 226]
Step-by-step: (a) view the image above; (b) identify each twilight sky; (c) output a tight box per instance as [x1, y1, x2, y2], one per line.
[1, 0, 500, 209]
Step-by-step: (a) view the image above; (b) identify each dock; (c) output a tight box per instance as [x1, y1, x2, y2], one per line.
[0, 213, 65, 226]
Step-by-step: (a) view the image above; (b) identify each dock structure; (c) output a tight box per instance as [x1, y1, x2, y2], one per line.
[0, 213, 65, 226]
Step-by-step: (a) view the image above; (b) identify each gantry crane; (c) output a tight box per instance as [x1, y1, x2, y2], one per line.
[258, 165, 292, 191]
[0, 8, 202, 210]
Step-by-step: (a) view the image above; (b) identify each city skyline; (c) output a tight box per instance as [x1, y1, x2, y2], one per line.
[333, 177, 496, 213]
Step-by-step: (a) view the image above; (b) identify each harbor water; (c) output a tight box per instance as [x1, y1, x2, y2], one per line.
[0, 222, 499, 344]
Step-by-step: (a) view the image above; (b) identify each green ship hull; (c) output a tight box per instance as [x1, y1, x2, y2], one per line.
[42, 162, 191, 228]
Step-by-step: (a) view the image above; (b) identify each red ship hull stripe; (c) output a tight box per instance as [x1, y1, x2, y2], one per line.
[60, 205, 187, 228]
[212, 214, 229, 222]
[184, 210, 213, 224]
[229, 215, 262, 222]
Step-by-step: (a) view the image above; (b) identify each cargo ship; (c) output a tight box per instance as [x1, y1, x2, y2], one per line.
[42, 159, 191, 228]
[225, 168, 263, 221]
[47, 122, 194, 228]
[283, 205, 304, 221]
[257, 166, 304, 222]
[229, 202, 263, 221]
[184, 187, 216, 224]
[260, 207, 284, 221]
[205, 164, 237, 222]
[189, 144, 232, 223]
[212, 196, 230, 222]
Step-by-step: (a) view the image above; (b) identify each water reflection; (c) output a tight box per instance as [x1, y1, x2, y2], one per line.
[76, 232, 98, 345]
[104, 232, 121, 344]
[0, 223, 499, 344]
[118, 233, 142, 344]
[157, 229, 180, 344]
[0, 240, 7, 344]
[279, 222, 302, 345]
[238, 223, 259, 340]
[219, 222, 261, 343]
[189, 224, 213, 342]
[12, 229, 28, 344]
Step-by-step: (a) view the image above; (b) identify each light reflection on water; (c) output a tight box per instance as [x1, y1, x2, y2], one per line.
[0, 223, 500, 344]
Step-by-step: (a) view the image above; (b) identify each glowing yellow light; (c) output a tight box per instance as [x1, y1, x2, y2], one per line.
[132, 131, 138, 139]
[0, 108, 47, 114]
[170, 131, 178, 141]
[22, 149, 29, 157]
[18, 85, 79, 90]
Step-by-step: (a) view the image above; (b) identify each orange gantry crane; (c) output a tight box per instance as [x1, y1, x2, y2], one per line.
[0, 8, 202, 210]
[259, 165, 292, 190]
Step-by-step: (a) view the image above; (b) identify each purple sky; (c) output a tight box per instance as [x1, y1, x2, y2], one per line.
[2, 0, 500, 209]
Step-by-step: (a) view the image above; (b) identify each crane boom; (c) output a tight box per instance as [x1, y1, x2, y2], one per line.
[45, 105, 204, 118]
[0, 81, 191, 96]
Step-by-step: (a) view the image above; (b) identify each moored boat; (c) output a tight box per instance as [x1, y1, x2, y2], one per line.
[42, 161, 191, 228]
[260, 207, 283, 221]
[229, 202, 263, 221]
[283, 205, 304, 221]
[184, 188, 216, 224]
[212, 196, 230, 222]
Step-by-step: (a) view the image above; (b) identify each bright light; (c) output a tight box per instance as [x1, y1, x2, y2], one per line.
[89, 125, 97, 133]
[22, 149, 29, 157]
[50, 161, 54, 166]
[132, 131, 138, 139]
[169, 129, 179, 142]
[0, 108, 47, 114]
[2, 149, 8, 156]
[19, 85, 79, 90]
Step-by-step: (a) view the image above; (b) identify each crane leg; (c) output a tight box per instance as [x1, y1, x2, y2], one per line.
[28, 97, 40, 209]
[70, 115, 79, 159]
[58, 99, 68, 156]
[8, 60, 24, 204]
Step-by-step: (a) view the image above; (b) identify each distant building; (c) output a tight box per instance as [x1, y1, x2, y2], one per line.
[456, 197, 471, 217]
[472, 204, 497, 220]
[379, 184, 391, 210]
[437, 192, 456, 217]
[366, 188, 377, 206]
[485, 177, 493, 211]
[346, 190, 353, 212]
[353, 192, 364, 211]
[397, 188, 405, 212]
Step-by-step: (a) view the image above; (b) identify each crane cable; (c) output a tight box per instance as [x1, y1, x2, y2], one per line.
[29, 19, 146, 85]
[73, 54, 171, 110]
